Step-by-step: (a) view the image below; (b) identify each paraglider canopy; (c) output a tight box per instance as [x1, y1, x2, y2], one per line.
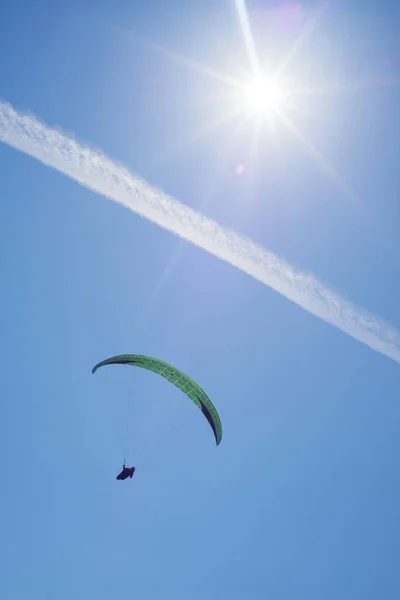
[92, 353, 222, 445]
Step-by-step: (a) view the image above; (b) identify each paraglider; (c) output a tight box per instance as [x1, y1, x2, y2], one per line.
[91, 353, 223, 447]
[116, 463, 136, 480]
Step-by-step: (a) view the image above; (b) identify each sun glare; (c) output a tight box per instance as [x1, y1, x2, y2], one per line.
[241, 76, 287, 116]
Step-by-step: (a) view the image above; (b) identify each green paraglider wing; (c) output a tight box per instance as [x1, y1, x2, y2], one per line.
[92, 354, 222, 445]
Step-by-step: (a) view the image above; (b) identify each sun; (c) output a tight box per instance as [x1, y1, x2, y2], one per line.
[240, 75, 287, 117]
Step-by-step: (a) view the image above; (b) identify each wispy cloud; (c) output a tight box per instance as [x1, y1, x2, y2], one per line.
[1, 100, 399, 365]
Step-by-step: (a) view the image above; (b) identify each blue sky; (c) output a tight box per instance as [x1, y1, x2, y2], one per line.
[2, 1, 400, 599]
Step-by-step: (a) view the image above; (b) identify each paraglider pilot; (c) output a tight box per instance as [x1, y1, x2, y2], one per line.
[116, 463, 136, 480]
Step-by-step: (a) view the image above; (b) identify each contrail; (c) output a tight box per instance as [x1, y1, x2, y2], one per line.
[1, 100, 399, 365]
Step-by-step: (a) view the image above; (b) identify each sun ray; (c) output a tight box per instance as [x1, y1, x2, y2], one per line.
[147, 107, 241, 171]
[294, 75, 400, 98]
[274, 0, 331, 79]
[235, 0, 262, 77]
[274, 106, 362, 208]
[248, 115, 263, 166]
[132, 33, 242, 89]
[135, 113, 254, 330]
[275, 108, 400, 253]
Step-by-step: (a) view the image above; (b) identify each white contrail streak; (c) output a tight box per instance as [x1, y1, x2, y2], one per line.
[1, 100, 399, 365]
